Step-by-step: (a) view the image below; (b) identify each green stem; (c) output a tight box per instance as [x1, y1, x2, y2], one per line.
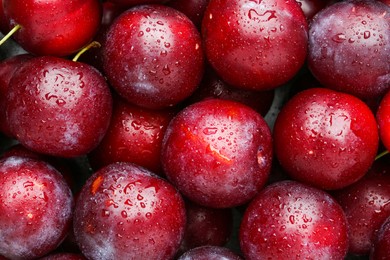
[375, 150, 389, 161]
[0, 24, 22, 46]
[72, 41, 101, 62]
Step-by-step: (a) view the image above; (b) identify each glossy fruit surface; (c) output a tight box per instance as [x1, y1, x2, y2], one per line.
[202, 0, 308, 91]
[377, 89, 390, 151]
[88, 96, 175, 174]
[274, 88, 378, 190]
[162, 98, 272, 208]
[333, 168, 390, 255]
[6, 56, 112, 158]
[240, 180, 348, 260]
[308, 0, 390, 99]
[370, 216, 390, 260]
[73, 162, 186, 259]
[0, 156, 74, 259]
[2, 0, 102, 56]
[102, 4, 204, 109]
[178, 246, 243, 260]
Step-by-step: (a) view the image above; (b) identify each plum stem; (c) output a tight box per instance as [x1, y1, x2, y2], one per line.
[0, 24, 22, 46]
[375, 150, 389, 161]
[72, 41, 101, 62]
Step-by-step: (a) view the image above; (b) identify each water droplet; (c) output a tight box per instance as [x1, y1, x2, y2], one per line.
[121, 210, 128, 218]
[137, 194, 144, 200]
[102, 209, 110, 217]
[332, 33, 346, 43]
[162, 65, 171, 75]
[203, 127, 218, 135]
[56, 99, 66, 106]
[124, 199, 133, 206]
[138, 31, 144, 37]
[364, 31, 370, 39]
[145, 212, 152, 219]
[289, 215, 295, 224]
[23, 181, 34, 188]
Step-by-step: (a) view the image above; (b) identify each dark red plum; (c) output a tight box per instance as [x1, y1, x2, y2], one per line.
[73, 163, 186, 259]
[102, 4, 204, 109]
[377, 89, 390, 151]
[178, 200, 233, 254]
[274, 88, 379, 190]
[202, 0, 308, 91]
[370, 216, 390, 260]
[0, 53, 33, 137]
[308, 0, 390, 99]
[333, 167, 390, 255]
[6, 56, 113, 158]
[2, 0, 102, 56]
[88, 96, 175, 174]
[240, 180, 348, 260]
[161, 98, 273, 208]
[0, 156, 74, 259]
[178, 246, 243, 260]
[187, 65, 275, 117]
[168, 0, 210, 29]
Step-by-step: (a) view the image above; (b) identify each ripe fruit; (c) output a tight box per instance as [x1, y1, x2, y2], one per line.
[88, 95, 175, 174]
[273, 88, 378, 190]
[308, 0, 390, 99]
[377, 89, 390, 151]
[102, 4, 204, 109]
[6, 56, 112, 158]
[333, 166, 390, 255]
[161, 98, 273, 208]
[202, 0, 308, 91]
[178, 246, 243, 260]
[2, 0, 102, 56]
[0, 156, 74, 259]
[370, 216, 390, 260]
[239, 180, 348, 259]
[73, 162, 186, 259]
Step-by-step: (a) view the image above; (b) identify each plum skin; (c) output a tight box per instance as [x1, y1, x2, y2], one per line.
[73, 162, 186, 260]
[6, 56, 113, 158]
[2, 0, 102, 56]
[102, 4, 204, 109]
[273, 87, 378, 190]
[202, 0, 308, 91]
[161, 98, 273, 208]
[308, 0, 390, 99]
[0, 156, 74, 259]
[239, 180, 349, 260]
[377, 89, 390, 151]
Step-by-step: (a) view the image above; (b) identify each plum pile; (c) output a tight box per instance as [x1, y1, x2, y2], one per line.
[0, 0, 389, 259]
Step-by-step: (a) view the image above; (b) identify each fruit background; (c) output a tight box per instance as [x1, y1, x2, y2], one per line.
[0, 0, 389, 259]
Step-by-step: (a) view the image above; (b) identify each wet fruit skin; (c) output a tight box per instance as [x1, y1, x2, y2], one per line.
[88, 95, 175, 174]
[273, 87, 379, 190]
[239, 180, 348, 260]
[202, 0, 308, 91]
[2, 0, 102, 57]
[0, 53, 33, 137]
[370, 216, 390, 260]
[308, 0, 390, 99]
[178, 200, 233, 255]
[332, 168, 390, 255]
[6, 56, 113, 158]
[102, 4, 204, 109]
[161, 98, 273, 208]
[177, 246, 243, 260]
[73, 162, 186, 260]
[0, 156, 74, 259]
[377, 89, 390, 151]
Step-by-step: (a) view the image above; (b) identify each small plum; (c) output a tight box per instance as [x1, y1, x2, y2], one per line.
[239, 180, 348, 259]
[274, 88, 378, 190]
[6, 56, 113, 158]
[161, 98, 273, 208]
[73, 162, 186, 259]
[0, 156, 74, 259]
